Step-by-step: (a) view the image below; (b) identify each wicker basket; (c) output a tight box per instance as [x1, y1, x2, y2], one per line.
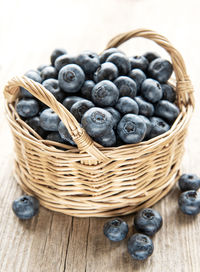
[4, 29, 194, 217]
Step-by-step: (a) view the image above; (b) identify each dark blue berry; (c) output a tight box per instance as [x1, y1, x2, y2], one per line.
[155, 100, 180, 124]
[139, 115, 152, 139]
[114, 76, 137, 98]
[46, 132, 66, 143]
[100, 48, 124, 63]
[105, 107, 121, 129]
[117, 114, 146, 144]
[143, 52, 160, 63]
[40, 108, 60, 131]
[141, 79, 163, 103]
[62, 96, 83, 110]
[115, 97, 139, 115]
[76, 51, 100, 75]
[41, 66, 58, 81]
[128, 69, 146, 92]
[58, 121, 76, 146]
[134, 208, 163, 236]
[81, 107, 113, 138]
[26, 116, 46, 138]
[129, 56, 149, 71]
[128, 233, 154, 260]
[21, 70, 42, 98]
[134, 96, 154, 117]
[149, 117, 170, 139]
[179, 191, 200, 215]
[42, 79, 65, 102]
[106, 53, 131, 75]
[178, 174, 200, 192]
[12, 195, 39, 220]
[16, 99, 39, 118]
[161, 84, 176, 102]
[148, 58, 173, 83]
[50, 48, 67, 66]
[55, 54, 76, 71]
[37, 64, 48, 72]
[103, 218, 129, 242]
[80, 80, 95, 100]
[91, 80, 119, 107]
[94, 62, 118, 82]
[58, 64, 85, 93]
[95, 129, 116, 147]
[70, 99, 94, 123]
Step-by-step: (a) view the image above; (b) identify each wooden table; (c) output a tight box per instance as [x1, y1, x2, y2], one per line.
[1, 0, 200, 271]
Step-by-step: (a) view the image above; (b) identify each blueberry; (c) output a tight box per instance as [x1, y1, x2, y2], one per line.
[148, 58, 173, 83]
[161, 84, 176, 102]
[58, 121, 76, 145]
[149, 117, 170, 138]
[26, 116, 46, 138]
[139, 115, 152, 139]
[117, 114, 146, 144]
[155, 100, 180, 124]
[40, 108, 60, 131]
[62, 96, 83, 110]
[134, 208, 163, 236]
[100, 48, 125, 63]
[134, 96, 154, 117]
[179, 191, 200, 215]
[42, 79, 65, 102]
[58, 64, 85, 93]
[41, 66, 58, 81]
[143, 52, 160, 63]
[114, 76, 137, 98]
[16, 98, 39, 118]
[95, 129, 116, 147]
[128, 69, 146, 92]
[115, 97, 139, 115]
[141, 79, 163, 103]
[46, 132, 66, 143]
[50, 48, 67, 66]
[70, 99, 94, 123]
[80, 80, 95, 100]
[94, 62, 118, 82]
[129, 56, 149, 71]
[37, 64, 48, 72]
[54, 54, 76, 71]
[12, 195, 39, 220]
[105, 107, 121, 129]
[127, 233, 154, 260]
[178, 174, 200, 192]
[81, 107, 113, 138]
[106, 53, 131, 75]
[76, 51, 100, 75]
[91, 80, 119, 107]
[103, 218, 129, 242]
[21, 70, 42, 98]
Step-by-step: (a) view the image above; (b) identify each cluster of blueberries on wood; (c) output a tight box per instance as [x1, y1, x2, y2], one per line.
[16, 47, 180, 147]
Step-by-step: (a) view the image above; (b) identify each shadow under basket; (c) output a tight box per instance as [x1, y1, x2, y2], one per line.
[4, 28, 195, 217]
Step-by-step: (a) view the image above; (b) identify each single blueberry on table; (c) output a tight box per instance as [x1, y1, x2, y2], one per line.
[138, 115, 152, 139]
[115, 97, 139, 115]
[76, 51, 100, 76]
[161, 84, 176, 103]
[148, 57, 173, 83]
[128, 68, 146, 92]
[105, 107, 121, 129]
[50, 48, 67, 66]
[127, 233, 154, 260]
[117, 114, 146, 144]
[16, 99, 39, 118]
[134, 96, 154, 117]
[91, 80, 119, 107]
[40, 66, 58, 81]
[40, 108, 60, 131]
[26, 116, 46, 138]
[95, 129, 116, 147]
[81, 107, 113, 138]
[155, 100, 180, 124]
[179, 190, 200, 215]
[54, 54, 76, 71]
[103, 218, 129, 242]
[134, 208, 163, 236]
[94, 62, 118, 82]
[114, 76, 137, 98]
[46, 132, 66, 144]
[129, 56, 149, 71]
[106, 53, 131, 75]
[70, 99, 94, 123]
[20, 70, 42, 98]
[58, 121, 76, 146]
[12, 195, 39, 220]
[58, 64, 85, 93]
[42, 79, 65, 102]
[100, 48, 125, 63]
[149, 117, 170, 139]
[62, 96, 83, 111]
[178, 174, 200, 192]
[143, 52, 160, 63]
[80, 80, 95, 100]
[141, 79, 163, 103]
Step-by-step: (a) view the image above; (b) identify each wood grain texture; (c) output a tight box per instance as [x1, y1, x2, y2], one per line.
[0, 0, 200, 271]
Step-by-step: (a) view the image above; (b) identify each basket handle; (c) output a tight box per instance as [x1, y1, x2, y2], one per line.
[4, 76, 109, 162]
[105, 28, 195, 108]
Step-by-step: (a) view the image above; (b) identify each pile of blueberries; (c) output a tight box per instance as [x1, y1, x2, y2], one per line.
[16, 47, 180, 147]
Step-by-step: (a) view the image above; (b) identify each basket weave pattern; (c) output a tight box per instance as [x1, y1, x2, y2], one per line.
[4, 29, 194, 217]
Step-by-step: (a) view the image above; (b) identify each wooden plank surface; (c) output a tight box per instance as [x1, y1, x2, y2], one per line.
[0, 0, 200, 271]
